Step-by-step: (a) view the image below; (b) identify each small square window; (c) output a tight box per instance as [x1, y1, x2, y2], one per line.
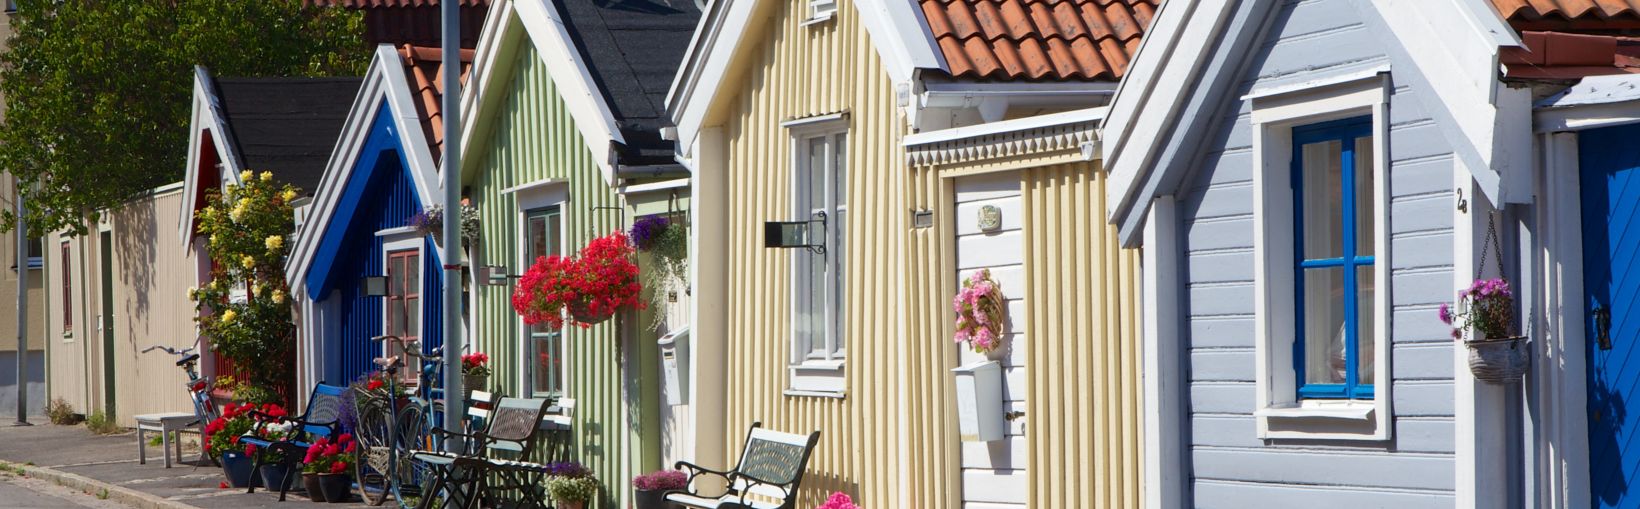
[805, 0, 836, 24]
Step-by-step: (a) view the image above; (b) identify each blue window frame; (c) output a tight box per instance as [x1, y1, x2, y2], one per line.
[1292, 116, 1376, 400]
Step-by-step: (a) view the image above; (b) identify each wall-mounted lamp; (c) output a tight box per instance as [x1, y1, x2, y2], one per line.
[911, 209, 934, 229]
[480, 265, 516, 287]
[361, 276, 389, 297]
[764, 212, 826, 254]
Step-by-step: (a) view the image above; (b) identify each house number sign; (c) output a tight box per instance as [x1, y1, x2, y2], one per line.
[978, 205, 1002, 232]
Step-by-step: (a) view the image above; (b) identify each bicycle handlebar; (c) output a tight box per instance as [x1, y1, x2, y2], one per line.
[141, 345, 197, 356]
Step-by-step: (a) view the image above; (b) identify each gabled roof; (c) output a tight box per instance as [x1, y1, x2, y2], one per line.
[178, 67, 362, 247]
[920, 0, 1155, 81]
[397, 44, 475, 161]
[286, 44, 447, 291]
[666, 0, 944, 155]
[556, 0, 701, 166]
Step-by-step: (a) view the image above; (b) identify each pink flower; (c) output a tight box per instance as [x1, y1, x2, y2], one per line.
[1438, 303, 1452, 325]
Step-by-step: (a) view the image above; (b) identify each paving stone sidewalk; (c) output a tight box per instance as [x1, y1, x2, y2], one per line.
[0, 422, 372, 509]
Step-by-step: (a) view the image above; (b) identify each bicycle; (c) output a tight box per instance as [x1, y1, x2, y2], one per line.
[354, 335, 447, 508]
[140, 340, 220, 466]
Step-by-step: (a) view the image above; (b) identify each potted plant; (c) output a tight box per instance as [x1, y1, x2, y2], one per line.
[632, 469, 687, 509]
[204, 402, 263, 488]
[818, 492, 862, 509]
[953, 268, 1007, 355]
[543, 462, 598, 509]
[302, 433, 357, 503]
[512, 231, 645, 329]
[408, 201, 480, 246]
[461, 352, 491, 392]
[630, 215, 688, 331]
[1441, 278, 1529, 383]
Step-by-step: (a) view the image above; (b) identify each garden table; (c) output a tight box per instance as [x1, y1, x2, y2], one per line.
[135, 412, 202, 468]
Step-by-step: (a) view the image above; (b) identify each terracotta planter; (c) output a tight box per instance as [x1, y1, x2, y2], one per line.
[1465, 332, 1530, 384]
[219, 451, 260, 488]
[303, 474, 328, 502]
[318, 473, 353, 503]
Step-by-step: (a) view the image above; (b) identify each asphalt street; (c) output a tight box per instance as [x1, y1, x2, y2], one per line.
[0, 470, 131, 508]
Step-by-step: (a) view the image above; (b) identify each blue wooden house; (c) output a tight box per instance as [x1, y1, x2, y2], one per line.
[285, 43, 471, 388]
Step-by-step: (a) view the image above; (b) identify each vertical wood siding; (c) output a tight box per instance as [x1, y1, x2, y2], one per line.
[1177, 0, 1456, 504]
[468, 41, 644, 509]
[711, 1, 915, 506]
[1021, 163, 1142, 508]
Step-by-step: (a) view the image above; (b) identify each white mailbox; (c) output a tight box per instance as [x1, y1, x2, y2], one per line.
[658, 326, 690, 406]
[952, 360, 1004, 442]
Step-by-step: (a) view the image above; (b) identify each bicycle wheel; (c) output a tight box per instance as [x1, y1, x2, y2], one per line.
[353, 397, 396, 506]
[390, 403, 430, 509]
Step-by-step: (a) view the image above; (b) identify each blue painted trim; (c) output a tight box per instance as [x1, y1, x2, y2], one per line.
[304, 100, 418, 300]
[1291, 116, 1375, 400]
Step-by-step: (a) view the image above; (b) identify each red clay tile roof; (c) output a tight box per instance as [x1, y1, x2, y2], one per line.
[1501, 30, 1640, 78]
[920, 0, 1156, 81]
[398, 44, 474, 160]
[1491, 0, 1640, 30]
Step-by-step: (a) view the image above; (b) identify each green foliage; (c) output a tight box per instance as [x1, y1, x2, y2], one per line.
[639, 221, 688, 331]
[546, 475, 601, 503]
[45, 397, 79, 425]
[190, 172, 298, 393]
[84, 411, 121, 435]
[0, 0, 367, 236]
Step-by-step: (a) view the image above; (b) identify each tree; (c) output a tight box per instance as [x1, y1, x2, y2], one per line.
[190, 171, 297, 397]
[0, 0, 368, 236]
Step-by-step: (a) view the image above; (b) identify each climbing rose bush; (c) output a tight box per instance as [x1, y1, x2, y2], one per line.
[190, 170, 299, 397]
[512, 231, 644, 329]
[953, 268, 1006, 353]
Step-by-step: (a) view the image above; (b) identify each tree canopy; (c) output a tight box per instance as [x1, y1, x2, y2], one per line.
[0, 0, 370, 236]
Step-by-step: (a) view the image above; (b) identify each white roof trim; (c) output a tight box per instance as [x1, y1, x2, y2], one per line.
[178, 66, 249, 249]
[286, 44, 447, 288]
[905, 106, 1106, 147]
[618, 177, 690, 195]
[667, 0, 942, 156]
[1239, 64, 1391, 101]
[1534, 75, 1640, 132]
[460, 0, 623, 186]
[905, 108, 1102, 168]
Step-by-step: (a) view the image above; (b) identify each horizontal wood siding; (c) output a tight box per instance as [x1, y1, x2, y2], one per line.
[711, 1, 911, 506]
[467, 39, 641, 509]
[1178, 0, 1455, 504]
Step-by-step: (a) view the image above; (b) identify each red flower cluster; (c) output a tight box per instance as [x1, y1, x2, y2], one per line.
[303, 433, 357, 475]
[511, 231, 645, 329]
[203, 402, 286, 456]
[461, 352, 489, 370]
[366, 378, 384, 391]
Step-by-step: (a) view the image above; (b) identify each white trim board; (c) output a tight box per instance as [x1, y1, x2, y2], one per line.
[178, 65, 249, 248]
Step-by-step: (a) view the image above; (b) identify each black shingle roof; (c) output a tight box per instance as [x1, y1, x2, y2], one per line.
[211, 76, 365, 194]
[556, 0, 701, 167]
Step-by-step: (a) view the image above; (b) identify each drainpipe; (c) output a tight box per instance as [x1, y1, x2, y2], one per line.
[438, 0, 465, 451]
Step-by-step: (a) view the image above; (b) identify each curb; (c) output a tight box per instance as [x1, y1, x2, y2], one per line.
[0, 461, 197, 509]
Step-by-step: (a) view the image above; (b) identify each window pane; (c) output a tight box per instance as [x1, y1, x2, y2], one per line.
[802, 249, 827, 359]
[406, 297, 420, 337]
[833, 134, 847, 356]
[533, 332, 560, 395]
[1302, 267, 1345, 385]
[1300, 140, 1343, 260]
[807, 137, 826, 215]
[528, 216, 547, 263]
[1356, 265, 1375, 386]
[406, 254, 420, 294]
[1354, 136, 1375, 257]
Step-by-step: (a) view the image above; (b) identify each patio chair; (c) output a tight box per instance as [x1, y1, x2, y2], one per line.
[412, 396, 551, 509]
[667, 422, 821, 509]
[243, 383, 347, 501]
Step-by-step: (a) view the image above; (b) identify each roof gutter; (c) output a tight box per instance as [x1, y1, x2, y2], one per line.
[919, 81, 1118, 108]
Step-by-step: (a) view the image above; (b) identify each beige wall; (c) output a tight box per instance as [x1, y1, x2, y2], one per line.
[46, 184, 200, 425]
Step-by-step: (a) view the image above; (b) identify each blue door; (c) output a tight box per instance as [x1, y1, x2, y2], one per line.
[1581, 123, 1640, 507]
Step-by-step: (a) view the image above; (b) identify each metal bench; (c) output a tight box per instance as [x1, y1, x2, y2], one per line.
[668, 422, 821, 509]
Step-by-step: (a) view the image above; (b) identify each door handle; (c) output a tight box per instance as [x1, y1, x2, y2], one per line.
[1595, 305, 1613, 351]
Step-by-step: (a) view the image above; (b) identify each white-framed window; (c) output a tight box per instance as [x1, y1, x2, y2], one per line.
[804, 0, 836, 25]
[380, 233, 423, 384]
[785, 115, 847, 396]
[508, 179, 571, 399]
[1249, 73, 1391, 440]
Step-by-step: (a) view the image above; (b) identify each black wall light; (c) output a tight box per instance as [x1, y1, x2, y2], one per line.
[764, 212, 826, 254]
[361, 275, 390, 297]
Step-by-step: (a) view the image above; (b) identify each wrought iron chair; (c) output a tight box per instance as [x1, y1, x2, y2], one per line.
[667, 422, 821, 509]
[412, 396, 550, 509]
[243, 383, 347, 501]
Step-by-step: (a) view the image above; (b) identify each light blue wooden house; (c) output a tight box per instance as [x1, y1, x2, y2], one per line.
[1092, 0, 1605, 507]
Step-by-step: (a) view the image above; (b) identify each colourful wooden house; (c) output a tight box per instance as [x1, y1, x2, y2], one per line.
[668, 0, 1151, 505]
[285, 44, 471, 389]
[457, 0, 698, 506]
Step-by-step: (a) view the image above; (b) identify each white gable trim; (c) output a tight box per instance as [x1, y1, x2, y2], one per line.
[178, 66, 249, 248]
[286, 44, 446, 290]
[667, 0, 942, 156]
[460, 0, 624, 186]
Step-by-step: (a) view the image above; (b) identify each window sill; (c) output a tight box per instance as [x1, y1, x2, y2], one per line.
[1256, 399, 1388, 441]
[789, 360, 844, 394]
[800, 12, 835, 27]
[1255, 400, 1375, 421]
[783, 389, 845, 399]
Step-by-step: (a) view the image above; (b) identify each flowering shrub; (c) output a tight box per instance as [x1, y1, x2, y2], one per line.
[632, 469, 687, 491]
[302, 433, 357, 475]
[1440, 278, 1516, 341]
[204, 402, 284, 458]
[511, 231, 644, 329]
[953, 269, 1006, 353]
[191, 170, 298, 395]
[817, 492, 860, 509]
[461, 352, 491, 377]
[630, 215, 689, 331]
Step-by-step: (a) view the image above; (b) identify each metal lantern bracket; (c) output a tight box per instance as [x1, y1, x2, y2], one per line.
[764, 212, 826, 254]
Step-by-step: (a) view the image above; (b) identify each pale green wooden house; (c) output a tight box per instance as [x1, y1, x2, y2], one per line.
[457, 0, 699, 506]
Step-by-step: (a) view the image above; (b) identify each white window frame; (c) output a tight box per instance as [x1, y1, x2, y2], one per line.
[803, 0, 836, 26]
[379, 228, 424, 384]
[509, 180, 572, 398]
[784, 114, 848, 396]
[1249, 72, 1392, 440]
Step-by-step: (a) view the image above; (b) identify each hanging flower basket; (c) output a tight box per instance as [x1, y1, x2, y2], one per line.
[512, 231, 645, 330]
[953, 268, 1007, 355]
[1442, 278, 1530, 384]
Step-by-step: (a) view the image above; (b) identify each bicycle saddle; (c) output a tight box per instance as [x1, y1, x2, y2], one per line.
[374, 356, 404, 370]
[176, 353, 200, 366]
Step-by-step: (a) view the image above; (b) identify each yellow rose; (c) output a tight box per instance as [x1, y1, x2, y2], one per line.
[240, 170, 253, 181]
[271, 290, 286, 305]
[250, 284, 260, 298]
[241, 255, 255, 269]
[281, 190, 298, 203]
[186, 287, 197, 300]
[229, 205, 244, 223]
[265, 235, 283, 251]
[260, 171, 273, 182]
[221, 309, 237, 323]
